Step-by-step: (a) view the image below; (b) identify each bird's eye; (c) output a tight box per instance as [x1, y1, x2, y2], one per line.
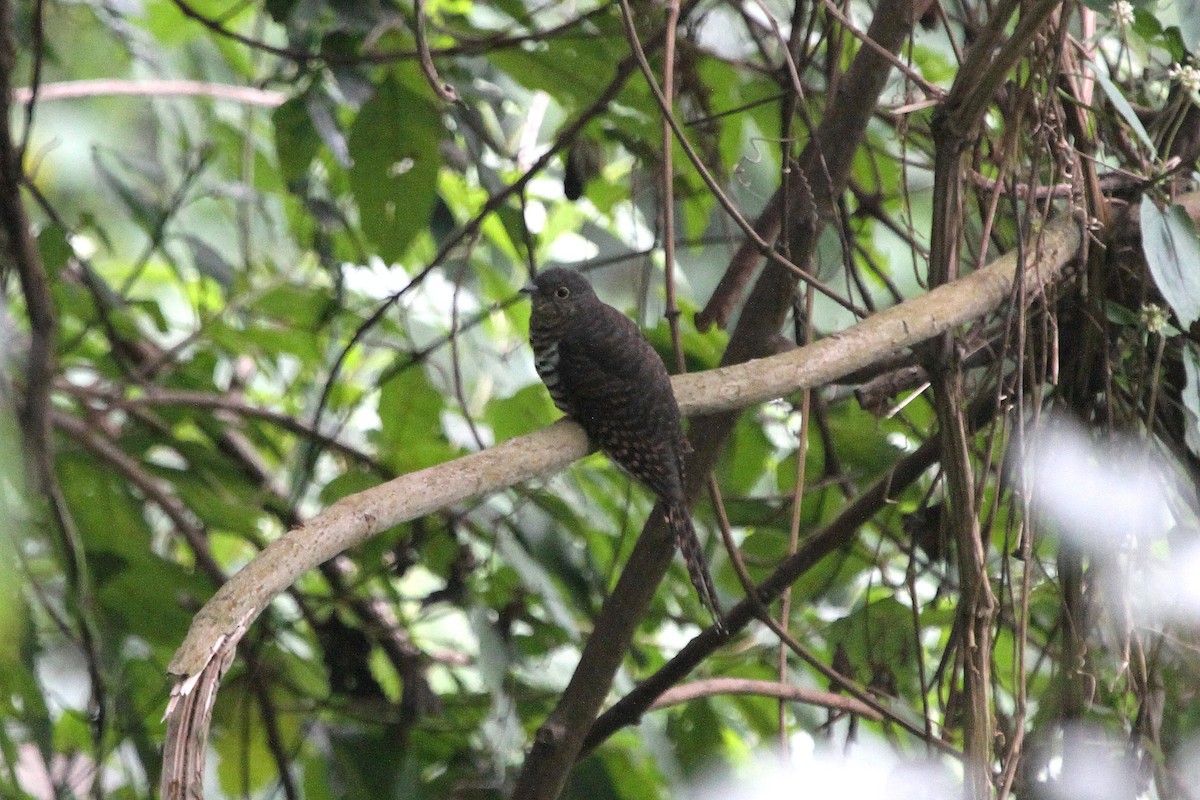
[555, 286, 570, 299]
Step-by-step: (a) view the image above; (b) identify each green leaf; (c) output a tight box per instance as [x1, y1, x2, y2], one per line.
[376, 367, 456, 472]
[484, 384, 558, 442]
[1140, 197, 1200, 327]
[348, 76, 443, 263]
[96, 561, 204, 646]
[273, 95, 322, 185]
[1086, 59, 1156, 155]
[326, 730, 411, 800]
[92, 150, 162, 230]
[496, 528, 580, 634]
[181, 234, 235, 288]
[35, 226, 72, 278]
[58, 453, 152, 562]
[320, 468, 383, 505]
[825, 597, 918, 689]
[214, 689, 288, 796]
[718, 413, 777, 496]
[491, 33, 624, 112]
[257, 284, 333, 329]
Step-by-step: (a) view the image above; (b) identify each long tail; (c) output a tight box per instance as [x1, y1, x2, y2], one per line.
[665, 503, 727, 634]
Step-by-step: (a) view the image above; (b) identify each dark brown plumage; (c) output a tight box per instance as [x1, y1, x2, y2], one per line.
[522, 267, 725, 631]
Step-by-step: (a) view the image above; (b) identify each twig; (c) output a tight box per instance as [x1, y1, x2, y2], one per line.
[14, 78, 286, 106]
[169, 0, 609, 67]
[649, 678, 882, 718]
[59, 381, 390, 476]
[615, 0, 864, 318]
[413, 0, 459, 103]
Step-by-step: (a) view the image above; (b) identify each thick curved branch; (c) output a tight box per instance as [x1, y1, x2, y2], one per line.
[167, 212, 1080, 677]
[162, 206, 1083, 798]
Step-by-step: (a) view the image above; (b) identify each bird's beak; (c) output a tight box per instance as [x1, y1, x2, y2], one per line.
[520, 282, 536, 295]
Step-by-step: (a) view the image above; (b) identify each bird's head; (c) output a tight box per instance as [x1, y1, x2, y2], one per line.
[521, 268, 596, 328]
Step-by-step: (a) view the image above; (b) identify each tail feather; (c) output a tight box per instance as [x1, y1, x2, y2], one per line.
[665, 503, 727, 634]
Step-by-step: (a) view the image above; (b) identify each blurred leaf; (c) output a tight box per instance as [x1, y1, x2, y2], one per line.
[1179, 0, 1200, 51]
[485, 384, 558, 442]
[274, 95, 323, 184]
[718, 413, 776, 496]
[92, 150, 162, 230]
[376, 367, 457, 472]
[214, 688, 289, 797]
[96, 560, 206, 646]
[256, 283, 334, 331]
[181, 234, 235, 288]
[327, 730, 413, 800]
[497, 527, 581, 634]
[491, 33, 624, 112]
[1087, 59, 1157, 154]
[563, 752, 624, 800]
[35, 226, 72, 278]
[307, 90, 352, 168]
[58, 453, 152, 562]
[826, 597, 917, 689]
[348, 76, 443, 263]
[826, 401, 903, 479]
[320, 468, 383, 505]
[666, 699, 725, 776]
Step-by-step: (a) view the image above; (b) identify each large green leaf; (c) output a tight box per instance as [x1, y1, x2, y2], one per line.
[348, 76, 444, 263]
[376, 367, 457, 472]
[1087, 59, 1157, 154]
[1140, 196, 1200, 327]
[273, 95, 323, 185]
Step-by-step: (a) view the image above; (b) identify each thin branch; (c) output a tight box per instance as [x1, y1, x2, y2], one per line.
[168, 0, 609, 66]
[649, 678, 882, 719]
[616, 0, 864, 317]
[60, 381, 391, 476]
[14, 79, 286, 106]
[661, 0, 684, 371]
[413, 0, 459, 103]
[52, 411, 229, 584]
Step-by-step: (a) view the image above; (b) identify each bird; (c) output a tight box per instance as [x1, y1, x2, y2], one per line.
[522, 267, 726, 632]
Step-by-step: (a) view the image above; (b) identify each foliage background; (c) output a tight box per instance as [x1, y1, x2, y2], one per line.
[3, 0, 1200, 798]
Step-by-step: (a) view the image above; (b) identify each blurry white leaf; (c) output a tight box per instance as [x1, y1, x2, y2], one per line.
[1180, 0, 1200, 52]
[1022, 414, 1175, 548]
[697, 738, 956, 800]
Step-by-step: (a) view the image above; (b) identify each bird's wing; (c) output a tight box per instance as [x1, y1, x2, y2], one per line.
[555, 305, 659, 398]
[555, 306, 680, 435]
